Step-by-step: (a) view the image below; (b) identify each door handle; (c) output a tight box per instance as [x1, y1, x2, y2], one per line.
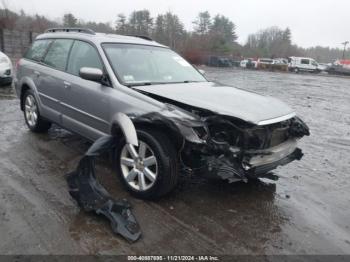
[63, 81, 71, 89]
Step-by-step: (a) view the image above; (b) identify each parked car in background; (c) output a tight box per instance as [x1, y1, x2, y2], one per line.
[0, 51, 13, 86]
[326, 60, 350, 76]
[272, 58, 289, 71]
[317, 63, 330, 72]
[230, 59, 241, 67]
[240, 58, 256, 69]
[255, 58, 288, 72]
[273, 58, 288, 64]
[255, 58, 273, 69]
[208, 56, 232, 67]
[288, 56, 320, 73]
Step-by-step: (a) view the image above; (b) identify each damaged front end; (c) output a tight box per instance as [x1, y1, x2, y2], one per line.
[127, 92, 310, 183]
[179, 111, 310, 183]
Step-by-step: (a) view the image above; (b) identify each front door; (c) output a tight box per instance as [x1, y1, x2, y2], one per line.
[61, 40, 111, 140]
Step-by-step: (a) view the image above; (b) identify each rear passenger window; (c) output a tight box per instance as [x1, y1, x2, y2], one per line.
[24, 39, 52, 61]
[67, 40, 103, 76]
[43, 39, 73, 71]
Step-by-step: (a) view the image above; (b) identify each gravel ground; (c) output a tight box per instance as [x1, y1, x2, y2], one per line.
[0, 68, 349, 255]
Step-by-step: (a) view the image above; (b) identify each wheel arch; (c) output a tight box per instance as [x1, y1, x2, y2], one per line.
[133, 121, 184, 151]
[110, 113, 184, 152]
[19, 78, 38, 111]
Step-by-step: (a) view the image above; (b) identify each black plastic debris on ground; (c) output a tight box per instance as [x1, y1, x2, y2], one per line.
[66, 135, 141, 242]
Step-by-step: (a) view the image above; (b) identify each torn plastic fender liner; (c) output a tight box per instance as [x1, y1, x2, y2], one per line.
[66, 135, 141, 242]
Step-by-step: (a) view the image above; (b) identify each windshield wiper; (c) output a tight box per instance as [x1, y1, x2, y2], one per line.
[183, 80, 201, 83]
[127, 80, 204, 87]
[126, 82, 152, 87]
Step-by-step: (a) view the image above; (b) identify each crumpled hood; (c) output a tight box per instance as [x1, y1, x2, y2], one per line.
[134, 82, 295, 125]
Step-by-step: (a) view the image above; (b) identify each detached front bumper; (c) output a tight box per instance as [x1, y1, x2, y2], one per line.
[190, 138, 304, 182]
[244, 139, 303, 175]
[248, 148, 303, 176]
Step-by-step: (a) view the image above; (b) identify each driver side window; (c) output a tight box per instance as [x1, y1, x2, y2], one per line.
[67, 40, 103, 76]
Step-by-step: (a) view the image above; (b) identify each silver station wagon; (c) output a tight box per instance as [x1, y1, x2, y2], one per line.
[15, 28, 309, 199]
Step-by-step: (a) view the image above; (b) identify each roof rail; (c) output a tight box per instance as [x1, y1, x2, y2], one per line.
[45, 28, 96, 35]
[126, 35, 153, 41]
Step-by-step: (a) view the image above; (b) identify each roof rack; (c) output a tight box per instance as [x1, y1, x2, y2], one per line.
[45, 28, 96, 35]
[126, 35, 153, 41]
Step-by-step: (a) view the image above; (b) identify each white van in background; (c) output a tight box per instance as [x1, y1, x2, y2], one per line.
[288, 57, 320, 73]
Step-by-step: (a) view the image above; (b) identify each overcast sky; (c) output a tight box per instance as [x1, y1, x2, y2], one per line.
[3, 0, 349, 48]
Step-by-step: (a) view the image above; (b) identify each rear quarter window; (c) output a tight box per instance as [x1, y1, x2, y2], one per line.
[24, 39, 52, 61]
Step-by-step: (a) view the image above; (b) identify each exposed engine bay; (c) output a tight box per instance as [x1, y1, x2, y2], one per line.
[181, 111, 309, 182]
[131, 91, 310, 183]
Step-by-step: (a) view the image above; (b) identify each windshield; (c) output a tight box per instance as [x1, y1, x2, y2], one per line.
[102, 43, 206, 86]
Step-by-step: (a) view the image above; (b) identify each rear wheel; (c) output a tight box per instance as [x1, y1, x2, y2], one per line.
[23, 90, 51, 132]
[114, 129, 179, 199]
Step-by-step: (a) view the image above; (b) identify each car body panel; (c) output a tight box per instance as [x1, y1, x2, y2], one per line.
[133, 82, 295, 125]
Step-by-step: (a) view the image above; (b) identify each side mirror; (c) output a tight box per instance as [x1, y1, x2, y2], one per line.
[198, 69, 205, 75]
[79, 67, 103, 82]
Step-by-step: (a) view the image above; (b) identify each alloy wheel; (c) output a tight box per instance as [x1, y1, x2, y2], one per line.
[120, 141, 158, 191]
[24, 95, 38, 127]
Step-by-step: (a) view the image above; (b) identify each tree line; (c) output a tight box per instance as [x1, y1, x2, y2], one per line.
[1, 7, 348, 63]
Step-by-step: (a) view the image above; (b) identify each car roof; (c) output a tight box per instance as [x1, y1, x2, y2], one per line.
[36, 31, 167, 48]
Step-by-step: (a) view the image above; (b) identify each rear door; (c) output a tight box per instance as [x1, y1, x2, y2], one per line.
[62, 40, 111, 140]
[39, 39, 74, 123]
[21, 39, 53, 117]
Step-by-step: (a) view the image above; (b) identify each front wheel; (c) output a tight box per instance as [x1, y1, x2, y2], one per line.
[23, 90, 51, 132]
[114, 128, 179, 199]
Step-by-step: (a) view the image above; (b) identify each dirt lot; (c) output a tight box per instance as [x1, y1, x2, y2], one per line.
[0, 68, 349, 255]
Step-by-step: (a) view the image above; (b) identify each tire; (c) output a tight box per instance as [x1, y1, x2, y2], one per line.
[23, 89, 51, 133]
[294, 68, 299, 73]
[114, 128, 179, 200]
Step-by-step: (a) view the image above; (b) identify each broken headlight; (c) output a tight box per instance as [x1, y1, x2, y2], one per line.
[192, 126, 209, 140]
[172, 120, 208, 144]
